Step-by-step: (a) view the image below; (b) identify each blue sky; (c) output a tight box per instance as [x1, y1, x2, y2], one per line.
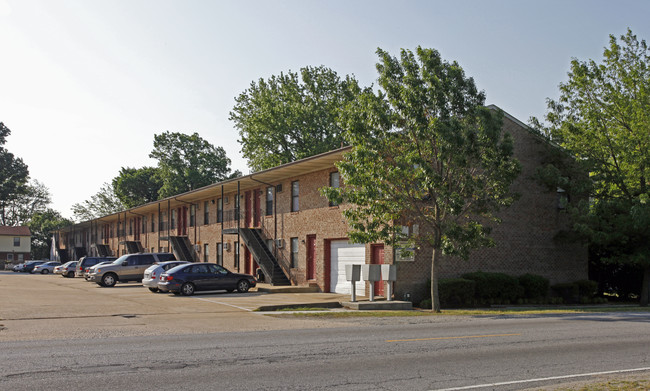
[1, 0, 649, 219]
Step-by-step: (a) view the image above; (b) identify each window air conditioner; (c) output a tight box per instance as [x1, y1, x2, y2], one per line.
[276, 239, 284, 249]
[194, 244, 201, 252]
[224, 242, 230, 251]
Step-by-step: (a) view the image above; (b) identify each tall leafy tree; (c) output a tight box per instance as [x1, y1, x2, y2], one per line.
[150, 131, 235, 198]
[230, 66, 360, 171]
[112, 166, 163, 208]
[534, 29, 650, 306]
[322, 47, 520, 312]
[0, 122, 30, 224]
[1, 180, 51, 226]
[71, 182, 125, 222]
[28, 209, 73, 259]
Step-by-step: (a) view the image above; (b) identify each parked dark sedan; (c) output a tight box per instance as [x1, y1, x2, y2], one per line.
[22, 261, 45, 273]
[158, 263, 256, 296]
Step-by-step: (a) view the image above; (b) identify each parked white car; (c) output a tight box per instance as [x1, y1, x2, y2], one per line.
[142, 260, 190, 292]
[33, 261, 62, 274]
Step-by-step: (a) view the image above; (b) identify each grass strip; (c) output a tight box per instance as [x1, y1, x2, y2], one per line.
[267, 306, 650, 318]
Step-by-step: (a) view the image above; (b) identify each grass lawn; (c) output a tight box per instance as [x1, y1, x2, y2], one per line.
[267, 305, 650, 318]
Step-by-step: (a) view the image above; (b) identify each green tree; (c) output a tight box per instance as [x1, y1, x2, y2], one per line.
[322, 47, 520, 312]
[28, 209, 73, 259]
[1, 180, 51, 226]
[230, 66, 360, 171]
[534, 29, 650, 306]
[0, 122, 30, 224]
[71, 182, 125, 221]
[149, 131, 235, 198]
[112, 166, 163, 208]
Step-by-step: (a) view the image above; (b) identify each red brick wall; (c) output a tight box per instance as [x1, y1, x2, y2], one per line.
[393, 116, 588, 303]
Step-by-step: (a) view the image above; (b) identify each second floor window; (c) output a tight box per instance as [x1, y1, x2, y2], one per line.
[291, 181, 299, 212]
[217, 198, 223, 223]
[13, 237, 20, 246]
[204, 201, 210, 225]
[171, 210, 177, 230]
[190, 205, 196, 227]
[329, 172, 340, 206]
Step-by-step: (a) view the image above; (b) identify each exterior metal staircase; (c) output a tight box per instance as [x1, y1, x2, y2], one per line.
[125, 241, 143, 254]
[239, 228, 291, 286]
[168, 236, 197, 261]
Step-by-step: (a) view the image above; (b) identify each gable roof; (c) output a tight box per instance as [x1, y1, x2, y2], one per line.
[0, 226, 31, 236]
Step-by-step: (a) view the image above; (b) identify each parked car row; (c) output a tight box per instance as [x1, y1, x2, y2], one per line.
[10, 253, 257, 296]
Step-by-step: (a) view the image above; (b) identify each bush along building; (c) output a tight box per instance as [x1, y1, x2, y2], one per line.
[54, 107, 587, 302]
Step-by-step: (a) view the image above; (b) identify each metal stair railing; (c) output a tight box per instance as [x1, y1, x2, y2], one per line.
[239, 229, 290, 285]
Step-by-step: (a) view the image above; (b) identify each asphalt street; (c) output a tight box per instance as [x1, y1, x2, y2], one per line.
[2, 311, 650, 390]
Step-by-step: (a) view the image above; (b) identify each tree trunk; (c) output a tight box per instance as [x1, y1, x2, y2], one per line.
[431, 247, 441, 313]
[641, 265, 650, 307]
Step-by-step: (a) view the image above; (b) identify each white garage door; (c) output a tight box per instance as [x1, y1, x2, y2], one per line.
[330, 240, 366, 296]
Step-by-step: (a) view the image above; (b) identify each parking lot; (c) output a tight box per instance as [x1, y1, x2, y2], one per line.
[0, 271, 351, 342]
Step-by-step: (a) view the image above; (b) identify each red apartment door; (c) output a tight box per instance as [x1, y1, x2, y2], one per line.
[307, 235, 316, 280]
[134, 217, 141, 240]
[244, 191, 252, 227]
[371, 244, 385, 296]
[253, 189, 261, 227]
[177, 207, 187, 236]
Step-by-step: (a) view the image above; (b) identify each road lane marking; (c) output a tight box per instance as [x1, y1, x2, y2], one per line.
[432, 366, 650, 391]
[195, 298, 253, 311]
[387, 333, 521, 342]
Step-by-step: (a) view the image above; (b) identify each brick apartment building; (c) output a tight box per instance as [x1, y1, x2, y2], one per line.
[1, 226, 31, 266]
[54, 107, 587, 302]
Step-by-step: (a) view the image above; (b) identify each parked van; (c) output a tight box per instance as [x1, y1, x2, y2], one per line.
[76, 257, 117, 277]
[86, 253, 175, 287]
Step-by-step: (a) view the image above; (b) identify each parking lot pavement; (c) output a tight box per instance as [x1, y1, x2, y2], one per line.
[0, 271, 353, 342]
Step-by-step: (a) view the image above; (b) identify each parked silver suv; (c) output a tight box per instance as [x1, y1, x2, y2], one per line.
[87, 253, 175, 287]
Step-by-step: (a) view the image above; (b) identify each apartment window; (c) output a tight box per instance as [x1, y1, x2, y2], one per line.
[13, 237, 20, 246]
[235, 241, 240, 268]
[329, 171, 340, 206]
[203, 243, 209, 262]
[129, 219, 133, 235]
[290, 237, 299, 268]
[204, 201, 210, 225]
[217, 198, 223, 223]
[18, 254, 24, 261]
[142, 216, 147, 234]
[171, 210, 177, 230]
[217, 243, 223, 266]
[266, 187, 273, 216]
[291, 181, 299, 212]
[190, 205, 196, 227]
[395, 225, 418, 262]
[7, 253, 13, 261]
[151, 214, 155, 233]
[266, 239, 274, 253]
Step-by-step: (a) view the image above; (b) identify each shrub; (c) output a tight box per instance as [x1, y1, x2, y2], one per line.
[419, 299, 432, 309]
[461, 271, 524, 305]
[552, 280, 599, 304]
[518, 274, 550, 300]
[439, 278, 476, 308]
[575, 280, 598, 298]
[551, 282, 579, 303]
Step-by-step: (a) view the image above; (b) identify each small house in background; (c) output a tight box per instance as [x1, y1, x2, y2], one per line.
[53, 107, 587, 302]
[0, 226, 31, 267]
